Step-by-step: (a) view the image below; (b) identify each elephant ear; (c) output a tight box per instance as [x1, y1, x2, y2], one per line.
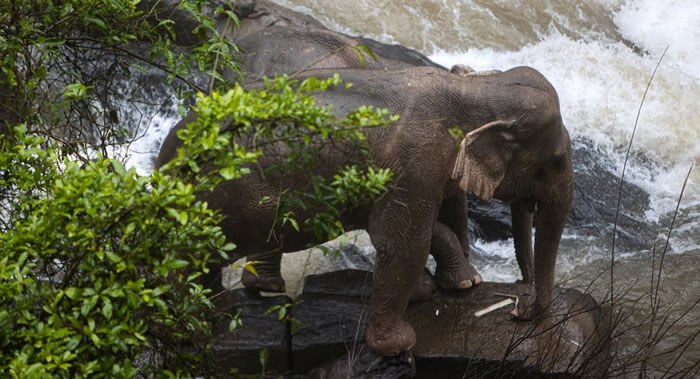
[451, 120, 515, 201]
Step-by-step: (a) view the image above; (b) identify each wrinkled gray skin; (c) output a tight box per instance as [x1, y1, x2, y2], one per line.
[156, 66, 573, 356]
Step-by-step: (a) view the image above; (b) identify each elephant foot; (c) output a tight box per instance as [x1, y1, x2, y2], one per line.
[511, 295, 545, 321]
[434, 260, 482, 290]
[409, 268, 436, 304]
[241, 268, 286, 293]
[366, 319, 416, 356]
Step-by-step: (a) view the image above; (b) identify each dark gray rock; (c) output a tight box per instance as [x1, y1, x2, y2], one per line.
[406, 283, 609, 378]
[569, 137, 655, 251]
[301, 268, 373, 298]
[205, 270, 609, 377]
[291, 270, 373, 373]
[210, 289, 293, 375]
[467, 194, 513, 242]
[306, 350, 415, 379]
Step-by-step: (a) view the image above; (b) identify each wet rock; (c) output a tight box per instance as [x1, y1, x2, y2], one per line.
[569, 137, 655, 251]
[210, 289, 293, 375]
[468, 194, 513, 242]
[306, 349, 415, 379]
[291, 270, 373, 373]
[301, 268, 374, 298]
[406, 282, 609, 378]
[222, 231, 376, 298]
[206, 270, 609, 377]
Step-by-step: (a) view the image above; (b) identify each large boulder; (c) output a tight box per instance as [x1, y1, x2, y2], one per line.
[291, 269, 374, 373]
[211, 269, 609, 377]
[210, 289, 293, 375]
[406, 282, 609, 378]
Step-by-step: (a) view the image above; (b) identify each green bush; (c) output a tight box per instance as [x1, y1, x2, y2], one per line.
[0, 121, 237, 376]
[0, 1, 395, 376]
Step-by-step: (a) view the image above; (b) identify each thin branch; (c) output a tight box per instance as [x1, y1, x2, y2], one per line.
[64, 36, 206, 93]
[610, 45, 668, 313]
[653, 162, 693, 304]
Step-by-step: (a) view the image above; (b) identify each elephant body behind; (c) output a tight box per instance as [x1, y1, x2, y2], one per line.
[156, 65, 573, 356]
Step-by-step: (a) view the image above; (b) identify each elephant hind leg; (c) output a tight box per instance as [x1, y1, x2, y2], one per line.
[241, 250, 286, 293]
[432, 221, 482, 289]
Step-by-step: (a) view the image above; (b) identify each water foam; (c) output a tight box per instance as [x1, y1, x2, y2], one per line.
[472, 238, 519, 282]
[110, 109, 178, 175]
[615, 0, 700, 79]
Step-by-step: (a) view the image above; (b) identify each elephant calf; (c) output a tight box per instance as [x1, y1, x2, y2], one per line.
[156, 65, 573, 356]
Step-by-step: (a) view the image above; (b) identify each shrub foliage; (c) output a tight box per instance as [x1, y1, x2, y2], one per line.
[0, 0, 393, 376]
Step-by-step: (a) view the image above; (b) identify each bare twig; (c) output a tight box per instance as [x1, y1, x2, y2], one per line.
[64, 36, 206, 93]
[610, 45, 668, 313]
[653, 163, 693, 306]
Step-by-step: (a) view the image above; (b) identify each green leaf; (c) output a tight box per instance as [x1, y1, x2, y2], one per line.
[106, 250, 121, 264]
[102, 301, 113, 320]
[259, 348, 268, 367]
[220, 167, 235, 180]
[354, 43, 377, 62]
[166, 208, 181, 223]
[84, 16, 107, 29]
[38, 37, 66, 48]
[111, 160, 126, 177]
[64, 82, 90, 100]
[244, 261, 260, 277]
[178, 211, 188, 225]
[65, 287, 81, 300]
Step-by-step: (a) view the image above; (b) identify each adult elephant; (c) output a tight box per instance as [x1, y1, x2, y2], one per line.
[156, 65, 573, 356]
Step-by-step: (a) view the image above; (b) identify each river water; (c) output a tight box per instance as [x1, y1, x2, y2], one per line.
[123, 0, 699, 368]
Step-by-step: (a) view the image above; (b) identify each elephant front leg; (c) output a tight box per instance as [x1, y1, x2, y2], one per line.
[511, 200, 534, 284]
[241, 250, 286, 292]
[514, 193, 570, 320]
[365, 198, 435, 356]
[431, 221, 481, 289]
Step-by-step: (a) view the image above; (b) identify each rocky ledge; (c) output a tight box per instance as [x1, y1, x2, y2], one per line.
[210, 269, 609, 378]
